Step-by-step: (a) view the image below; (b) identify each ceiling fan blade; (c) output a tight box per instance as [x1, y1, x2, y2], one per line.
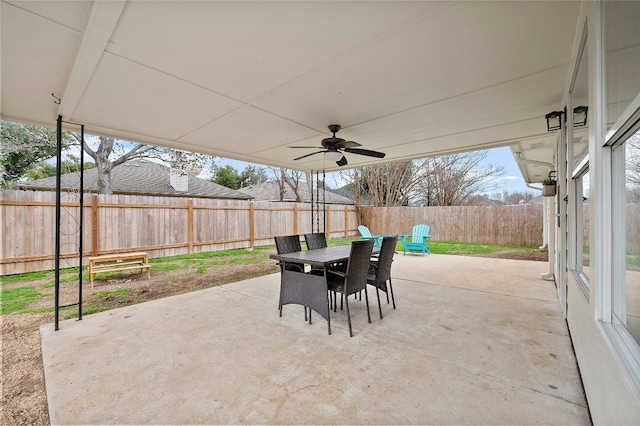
[293, 150, 325, 160]
[336, 156, 348, 167]
[288, 145, 323, 149]
[335, 140, 361, 149]
[344, 147, 386, 158]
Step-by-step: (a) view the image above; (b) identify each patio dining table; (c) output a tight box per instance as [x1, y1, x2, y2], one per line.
[270, 244, 378, 335]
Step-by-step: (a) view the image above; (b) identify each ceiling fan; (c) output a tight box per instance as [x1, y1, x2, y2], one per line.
[289, 124, 386, 166]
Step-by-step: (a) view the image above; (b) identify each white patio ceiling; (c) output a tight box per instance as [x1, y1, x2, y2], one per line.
[1, 1, 580, 183]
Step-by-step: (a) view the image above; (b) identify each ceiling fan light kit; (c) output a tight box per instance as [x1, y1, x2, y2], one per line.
[289, 124, 386, 166]
[324, 151, 343, 162]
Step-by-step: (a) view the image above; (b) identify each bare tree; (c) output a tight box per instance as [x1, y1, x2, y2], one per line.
[71, 134, 213, 194]
[627, 131, 640, 201]
[413, 151, 504, 206]
[339, 161, 419, 207]
[501, 190, 535, 205]
[265, 167, 307, 201]
[339, 150, 504, 207]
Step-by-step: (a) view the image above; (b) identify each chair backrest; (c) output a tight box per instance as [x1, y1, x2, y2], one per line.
[274, 235, 303, 272]
[412, 224, 430, 242]
[304, 232, 327, 250]
[344, 239, 374, 296]
[358, 225, 373, 238]
[275, 235, 302, 254]
[374, 235, 398, 283]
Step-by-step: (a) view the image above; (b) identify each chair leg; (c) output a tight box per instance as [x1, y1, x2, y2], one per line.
[375, 287, 383, 319]
[345, 295, 353, 337]
[364, 287, 371, 324]
[388, 278, 396, 309]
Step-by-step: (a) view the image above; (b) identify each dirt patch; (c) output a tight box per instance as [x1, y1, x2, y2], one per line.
[467, 248, 550, 262]
[1, 247, 545, 425]
[1, 251, 280, 426]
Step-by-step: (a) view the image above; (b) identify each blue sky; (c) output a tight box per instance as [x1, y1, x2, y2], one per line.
[214, 146, 539, 197]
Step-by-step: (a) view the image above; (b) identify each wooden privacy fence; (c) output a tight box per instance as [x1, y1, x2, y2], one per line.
[361, 205, 545, 246]
[0, 190, 359, 275]
[362, 204, 640, 250]
[4, 189, 638, 276]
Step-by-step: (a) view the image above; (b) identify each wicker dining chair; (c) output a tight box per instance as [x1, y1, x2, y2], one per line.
[304, 232, 327, 250]
[274, 235, 307, 319]
[367, 235, 398, 319]
[326, 239, 374, 337]
[304, 232, 331, 276]
[274, 235, 305, 273]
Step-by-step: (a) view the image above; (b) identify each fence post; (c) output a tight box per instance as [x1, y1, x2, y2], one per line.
[187, 199, 194, 254]
[91, 195, 99, 256]
[325, 204, 330, 238]
[293, 203, 298, 235]
[249, 201, 255, 248]
[344, 206, 348, 237]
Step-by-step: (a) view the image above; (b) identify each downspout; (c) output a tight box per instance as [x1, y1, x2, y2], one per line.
[514, 153, 556, 280]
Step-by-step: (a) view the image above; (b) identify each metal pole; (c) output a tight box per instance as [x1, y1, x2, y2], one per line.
[78, 125, 85, 320]
[322, 169, 326, 234]
[310, 170, 315, 233]
[54, 115, 62, 330]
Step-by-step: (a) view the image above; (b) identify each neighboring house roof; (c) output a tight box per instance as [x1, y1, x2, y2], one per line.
[20, 160, 252, 200]
[238, 181, 354, 204]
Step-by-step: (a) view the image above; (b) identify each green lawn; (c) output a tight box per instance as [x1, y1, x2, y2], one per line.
[0, 239, 553, 317]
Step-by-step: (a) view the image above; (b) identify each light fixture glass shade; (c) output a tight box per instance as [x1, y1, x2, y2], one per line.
[542, 180, 556, 197]
[325, 151, 343, 162]
[573, 106, 588, 127]
[545, 111, 563, 131]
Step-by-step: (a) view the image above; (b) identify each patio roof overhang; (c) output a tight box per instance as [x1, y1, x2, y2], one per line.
[1, 1, 580, 182]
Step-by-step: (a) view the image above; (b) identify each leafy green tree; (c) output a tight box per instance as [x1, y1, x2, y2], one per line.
[26, 155, 96, 181]
[211, 164, 242, 189]
[210, 164, 268, 189]
[0, 121, 73, 188]
[240, 165, 268, 187]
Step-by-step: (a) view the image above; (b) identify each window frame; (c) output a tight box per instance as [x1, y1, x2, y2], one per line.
[571, 156, 591, 300]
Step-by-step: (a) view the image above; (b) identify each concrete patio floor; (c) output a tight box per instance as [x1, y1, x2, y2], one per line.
[40, 254, 591, 425]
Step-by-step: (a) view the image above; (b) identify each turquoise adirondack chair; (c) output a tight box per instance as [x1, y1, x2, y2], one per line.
[401, 224, 431, 256]
[357, 225, 389, 247]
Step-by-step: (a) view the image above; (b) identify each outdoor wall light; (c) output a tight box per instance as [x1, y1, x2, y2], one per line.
[325, 151, 343, 162]
[573, 106, 588, 127]
[545, 110, 564, 131]
[542, 171, 557, 197]
[546, 106, 589, 131]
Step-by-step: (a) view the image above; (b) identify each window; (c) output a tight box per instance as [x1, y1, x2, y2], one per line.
[605, 1, 640, 130]
[605, 0, 640, 350]
[573, 162, 590, 296]
[569, 20, 590, 298]
[612, 126, 640, 345]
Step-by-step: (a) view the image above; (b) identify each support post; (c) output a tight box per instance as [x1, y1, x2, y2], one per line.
[91, 195, 99, 255]
[344, 206, 348, 237]
[54, 116, 62, 331]
[249, 201, 255, 247]
[78, 124, 85, 320]
[187, 199, 194, 253]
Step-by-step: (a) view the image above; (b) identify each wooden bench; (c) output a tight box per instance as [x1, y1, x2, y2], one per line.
[88, 252, 151, 287]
